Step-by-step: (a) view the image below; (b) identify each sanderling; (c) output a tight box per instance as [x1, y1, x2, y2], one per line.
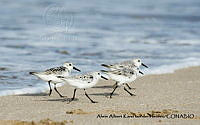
[29, 62, 81, 97]
[57, 72, 108, 103]
[101, 68, 143, 98]
[101, 58, 148, 70]
[101, 58, 147, 91]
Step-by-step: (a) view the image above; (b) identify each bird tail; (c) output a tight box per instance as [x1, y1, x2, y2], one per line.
[57, 76, 65, 78]
[101, 64, 111, 68]
[100, 70, 109, 73]
[112, 83, 118, 89]
[29, 72, 36, 75]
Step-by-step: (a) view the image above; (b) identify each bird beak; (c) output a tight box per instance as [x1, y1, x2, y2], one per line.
[57, 76, 64, 78]
[142, 63, 148, 68]
[139, 71, 144, 75]
[101, 76, 108, 80]
[73, 67, 81, 72]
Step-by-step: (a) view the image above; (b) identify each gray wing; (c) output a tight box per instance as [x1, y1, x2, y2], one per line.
[102, 60, 132, 70]
[116, 60, 138, 69]
[79, 74, 94, 83]
[103, 60, 134, 70]
[108, 63, 134, 70]
[44, 66, 68, 75]
[65, 73, 94, 83]
[105, 68, 135, 77]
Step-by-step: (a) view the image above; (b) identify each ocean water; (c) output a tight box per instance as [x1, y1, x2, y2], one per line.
[0, 0, 200, 96]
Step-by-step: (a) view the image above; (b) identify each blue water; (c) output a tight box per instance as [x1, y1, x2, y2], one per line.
[0, 0, 200, 96]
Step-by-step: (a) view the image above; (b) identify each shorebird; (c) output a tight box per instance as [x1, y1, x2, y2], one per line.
[29, 62, 81, 97]
[101, 58, 148, 70]
[101, 58, 148, 90]
[57, 72, 108, 103]
[101, 68, 143, 98]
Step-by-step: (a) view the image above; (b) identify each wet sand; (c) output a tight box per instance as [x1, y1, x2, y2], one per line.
[0, 66, 199, 125]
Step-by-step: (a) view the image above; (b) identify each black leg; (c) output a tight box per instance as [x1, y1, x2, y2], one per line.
[110, 83, 118, 98]
[68, 89, 77, 103]
[84, 89, 97, 103]
[72, 89, 77, 101]
[126, 83, 136, 90]
[124, 87, 136, 96]
[54, 84, 64, 98]
[48, 81, 52, 96]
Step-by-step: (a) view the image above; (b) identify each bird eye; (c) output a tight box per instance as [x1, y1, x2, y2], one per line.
[69, 64, 72, 66]
[138, 60, 140, 62]
[98, 73, 100, 75]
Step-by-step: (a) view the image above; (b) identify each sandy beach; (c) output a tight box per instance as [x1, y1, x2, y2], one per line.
[0, 66, 199, 125]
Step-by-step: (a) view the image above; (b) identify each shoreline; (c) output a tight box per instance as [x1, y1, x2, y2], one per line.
[0, 65, 199, 97]
[0, 66, 200, 125]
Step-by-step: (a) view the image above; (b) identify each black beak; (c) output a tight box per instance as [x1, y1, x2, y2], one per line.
[142, 63, 148, 68]
[57, 76, 64, 78]
[73, 67, 81, 72]
[139, 71, 144, 75]
[101, 76, 108, 80]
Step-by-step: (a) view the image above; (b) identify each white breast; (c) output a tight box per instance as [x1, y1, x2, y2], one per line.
[64, 78, 99, 89]
[108, 73, 137, 86]
[34, 73, 69, 84]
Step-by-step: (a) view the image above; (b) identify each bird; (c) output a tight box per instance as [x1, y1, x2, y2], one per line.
[101, 58, 148, 89]
[101, 58, 148, 70]
[57, 72, 108, 103]
[101, 68, 143, 98]
[29, 62, 81, 97]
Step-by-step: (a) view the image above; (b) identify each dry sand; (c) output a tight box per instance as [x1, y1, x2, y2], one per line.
[0, 66, 199, 125]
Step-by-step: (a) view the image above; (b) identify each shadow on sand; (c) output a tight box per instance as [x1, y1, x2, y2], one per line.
[17, 93, 49, 96]
[92, 85, 113, 89]
[89, 92, 118, 97]
[37, 98, 79, 102]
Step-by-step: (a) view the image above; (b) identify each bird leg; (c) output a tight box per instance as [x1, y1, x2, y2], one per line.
[54, 84, 65, 98]
[125, 83, 136, 90]
[124, 87, 136, 96]
[110, 82, 118, 98]
[48, 81, 52, 96]
[68, 89, 77, 103]
[84, 89, 97, 103]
